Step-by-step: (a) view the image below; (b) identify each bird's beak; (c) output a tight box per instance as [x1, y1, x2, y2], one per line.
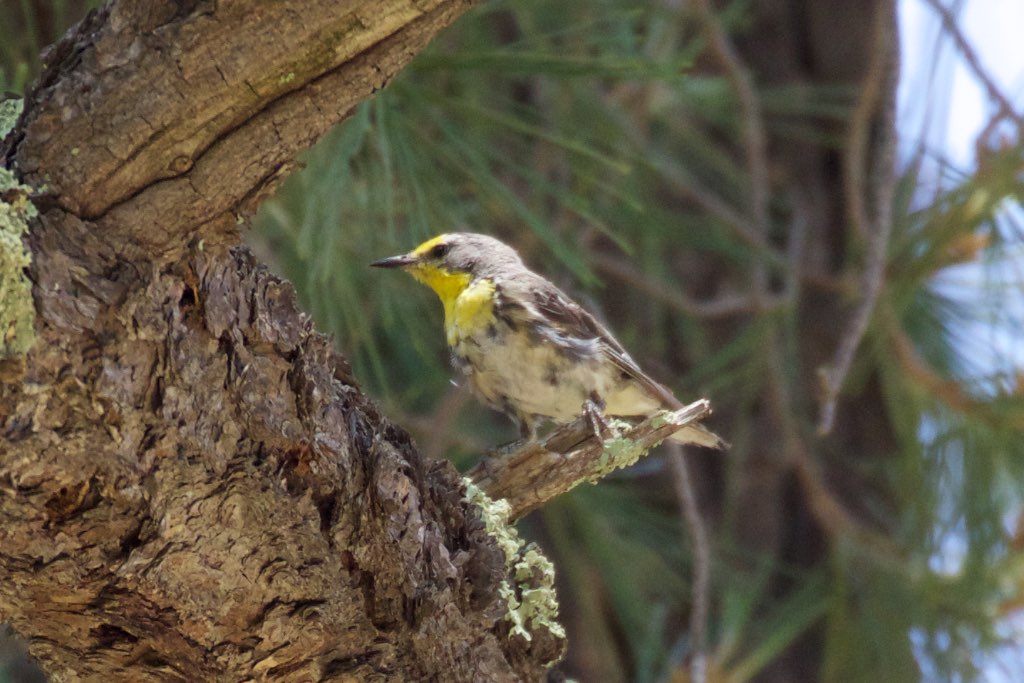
[370, 253, 417, 269]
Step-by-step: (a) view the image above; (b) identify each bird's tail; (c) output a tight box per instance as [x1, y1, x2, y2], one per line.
[668, 422, 728, 450]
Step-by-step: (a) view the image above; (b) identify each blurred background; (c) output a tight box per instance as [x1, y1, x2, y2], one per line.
[3, 1, 1023, 681]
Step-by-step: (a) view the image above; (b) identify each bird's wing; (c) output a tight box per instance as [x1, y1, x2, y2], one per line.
[497, 275, 725, 449]
[506, 276, 683, 411]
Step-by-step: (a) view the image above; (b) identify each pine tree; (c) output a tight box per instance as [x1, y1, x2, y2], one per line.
[3, 1, 1022, 681]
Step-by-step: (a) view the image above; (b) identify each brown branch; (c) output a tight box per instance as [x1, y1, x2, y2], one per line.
[817, 1, 900, 435]
[667, 443, 711, 681]
[15, 1, 463, 220]
[467, 401, 713, 521]
[13, 0, 472, 258]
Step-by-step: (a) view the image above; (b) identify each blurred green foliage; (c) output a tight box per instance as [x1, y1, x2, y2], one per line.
[253, 2, 1024, 680]
[3, 0, 1024, 681]
[0, 1, 102, 94]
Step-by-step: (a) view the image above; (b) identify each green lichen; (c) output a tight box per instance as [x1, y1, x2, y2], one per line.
[0, 98, 22, 138]
[583, 410, 692, 484]
[648, 410, 672, 430]
[463, 480, 565, 643]
[0, 98, 37, 358]
[584, 417, 654, 484]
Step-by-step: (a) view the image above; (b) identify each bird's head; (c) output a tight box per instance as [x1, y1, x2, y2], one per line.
[371, 233, 521, 303]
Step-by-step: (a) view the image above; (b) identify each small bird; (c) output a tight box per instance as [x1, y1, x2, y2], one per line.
[371, 233, 724, 449]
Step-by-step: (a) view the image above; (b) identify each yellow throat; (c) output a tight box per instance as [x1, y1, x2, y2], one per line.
[408, 264, 495, 346]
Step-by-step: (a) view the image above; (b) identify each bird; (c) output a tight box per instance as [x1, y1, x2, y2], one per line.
[371, 233, 724, 449]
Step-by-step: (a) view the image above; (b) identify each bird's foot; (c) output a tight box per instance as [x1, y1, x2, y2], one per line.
[583, 396, 614, 442]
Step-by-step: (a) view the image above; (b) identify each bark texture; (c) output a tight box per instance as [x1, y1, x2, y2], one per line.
[1, 1, 565, 680]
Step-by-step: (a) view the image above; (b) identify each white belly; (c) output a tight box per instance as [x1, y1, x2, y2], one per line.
[453, 322, 661, 422]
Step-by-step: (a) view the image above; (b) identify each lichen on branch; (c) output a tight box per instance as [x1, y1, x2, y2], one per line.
[468, 401, 714, 520]
[0, 98, 36, 359]
[463, 480, 566, 645]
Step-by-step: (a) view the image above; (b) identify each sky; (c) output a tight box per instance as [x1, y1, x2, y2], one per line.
[899, 0, 1024, 168]
[898, 1, 1024, 680]
[900, 0, 1024, 396]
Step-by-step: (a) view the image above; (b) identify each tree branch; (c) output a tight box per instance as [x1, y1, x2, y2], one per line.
[467, 401, 713, 521]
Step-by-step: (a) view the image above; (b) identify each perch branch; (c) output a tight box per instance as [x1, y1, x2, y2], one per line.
[467, 401, 712, 521]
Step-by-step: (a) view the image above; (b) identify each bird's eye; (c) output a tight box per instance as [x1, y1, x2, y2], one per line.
[430, 243, 450, 259]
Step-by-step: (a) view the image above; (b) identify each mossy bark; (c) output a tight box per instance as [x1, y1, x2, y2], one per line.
[0, 1, 564, 680]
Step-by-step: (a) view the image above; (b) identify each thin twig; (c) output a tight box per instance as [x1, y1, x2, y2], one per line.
[842, 2, 898, 241]
[762, 189, 904, 572]
[922, 0, 1024, 128]
[817, 2, 900, 435]
[679, 6, 774, 680]
[667, 443, 710, 683]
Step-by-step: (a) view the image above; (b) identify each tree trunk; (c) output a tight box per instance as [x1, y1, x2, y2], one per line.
[0, 1, 564, 680]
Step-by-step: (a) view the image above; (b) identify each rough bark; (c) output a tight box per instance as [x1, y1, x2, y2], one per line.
[1, 1, 565, 680]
